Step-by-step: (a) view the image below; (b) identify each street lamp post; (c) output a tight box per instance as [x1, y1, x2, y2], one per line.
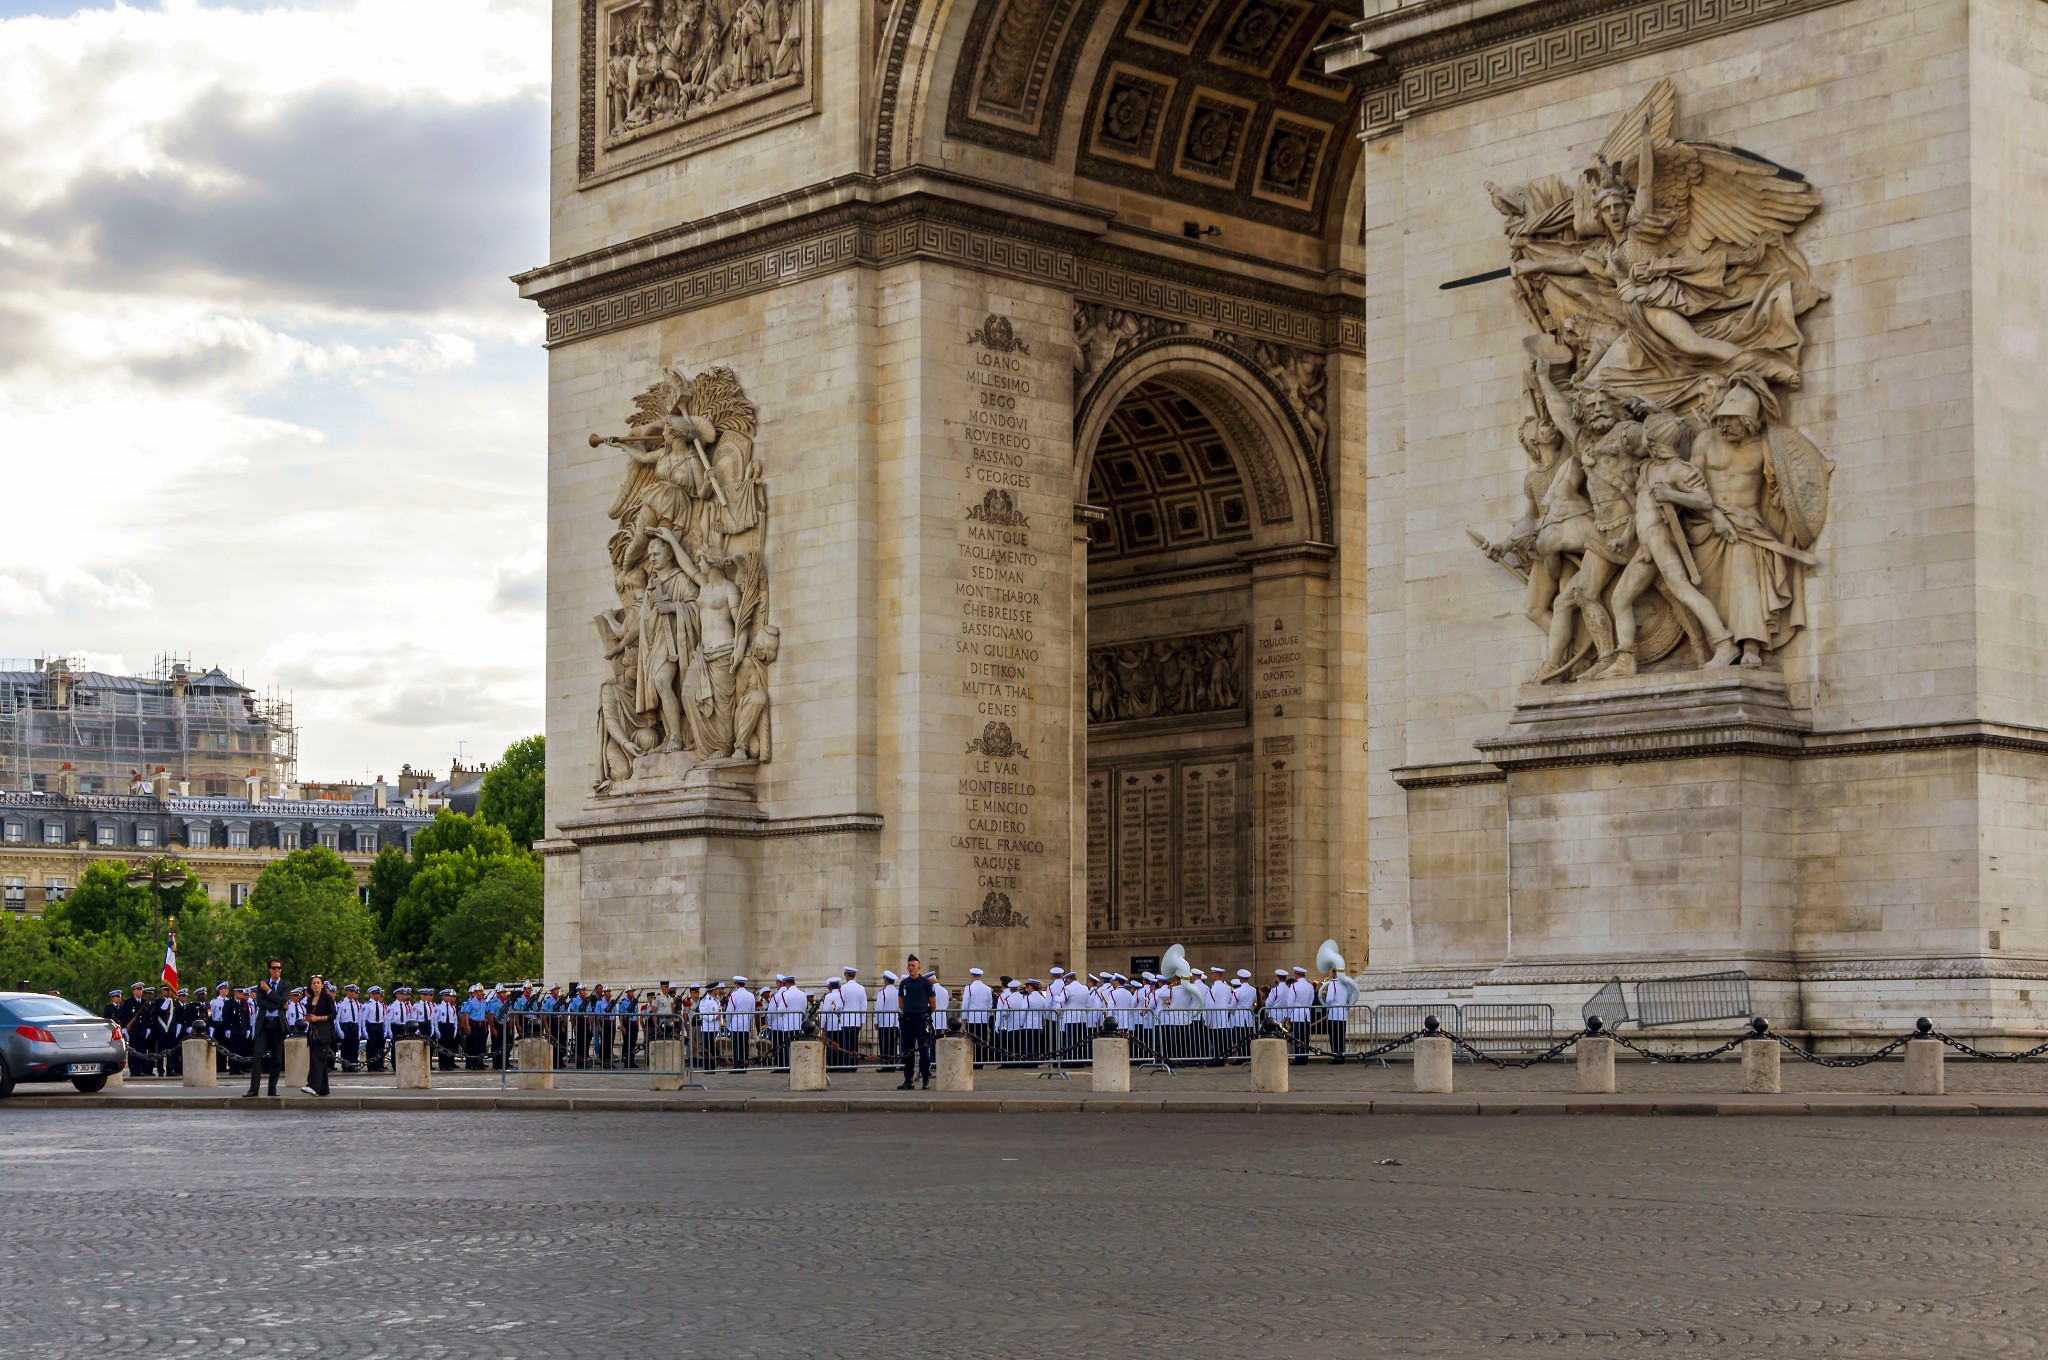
[124, 856, 189, 939]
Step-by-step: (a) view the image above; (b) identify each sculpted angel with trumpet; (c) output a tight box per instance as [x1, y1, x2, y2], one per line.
[1472, 80, 1833, 682]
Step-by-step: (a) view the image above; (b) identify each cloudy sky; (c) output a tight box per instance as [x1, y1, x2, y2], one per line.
[0, 0, 550, 782]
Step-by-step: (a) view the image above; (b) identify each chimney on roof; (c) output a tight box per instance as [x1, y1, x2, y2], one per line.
[246, 771, 263, 806]
[170, 663, 189, 710]
[373, 775, 388, 809]
[176, 778, 190, 797]
[57, 763, 76, 797]
[130, 770, 146, 796]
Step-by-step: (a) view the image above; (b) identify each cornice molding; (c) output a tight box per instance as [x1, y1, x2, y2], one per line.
[516, 174, 1364, 353]
[540, 810, 885, 852]
[1392, 718, 2048, 785]
[1324, 0, 1858, 137]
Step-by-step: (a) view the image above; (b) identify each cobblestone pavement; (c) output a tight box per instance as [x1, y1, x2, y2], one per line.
[4, 1110, 2047, 1358]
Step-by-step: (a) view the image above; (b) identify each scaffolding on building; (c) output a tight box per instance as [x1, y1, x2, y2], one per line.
[0, 654, 299, 796]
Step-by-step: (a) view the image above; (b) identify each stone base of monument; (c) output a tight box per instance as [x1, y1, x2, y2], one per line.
[282, 1036, 310, 1090]
[1742, 1038, 1781, 1094]
[1249, 1038, 1288, 1093]
[935, 1035, 973, 1091]
[647, 1038, 684, 1089]
[789, 1038, 826, 1091]
[1413, 1036, 1453, 1093]
[1577, 1036, 1616, 1094]
[1091, 1037, 1129, 1092]
[515, 1037, 555, 1090]
[181, 1039, 215, 1087]
[394, 1038, 431, 1090]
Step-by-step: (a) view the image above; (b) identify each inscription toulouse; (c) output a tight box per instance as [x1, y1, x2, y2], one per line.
[951, 318, 1053, 920]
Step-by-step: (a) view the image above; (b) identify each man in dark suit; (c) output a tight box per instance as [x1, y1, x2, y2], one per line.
[243, 959, 290, 1097]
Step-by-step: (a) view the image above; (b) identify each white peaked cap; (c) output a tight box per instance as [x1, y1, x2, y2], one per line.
[843, 967, 858, 976]
[1236, 969, 1252, 979]
[1049, 966, 1065, 976]
[969, 967, 985, 976]
[733, 975, 748, 984]
[1292, 966, 1308, 975]
[882, 970, 899, 982]
[1274, 969, 1288, 977]
[1005, 979, 1021, 989]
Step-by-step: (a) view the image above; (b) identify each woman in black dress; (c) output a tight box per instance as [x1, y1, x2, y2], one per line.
[303, 975, 337, 1097]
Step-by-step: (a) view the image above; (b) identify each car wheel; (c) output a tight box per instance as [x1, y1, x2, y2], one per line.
[0, 1057, 13, 1098]
[71, 1073, 108, 1094]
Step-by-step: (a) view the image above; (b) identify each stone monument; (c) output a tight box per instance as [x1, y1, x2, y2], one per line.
[521, 0, 2044, 1036]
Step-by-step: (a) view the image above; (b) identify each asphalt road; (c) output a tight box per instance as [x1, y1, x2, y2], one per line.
[2, 1110, 2043, 1358]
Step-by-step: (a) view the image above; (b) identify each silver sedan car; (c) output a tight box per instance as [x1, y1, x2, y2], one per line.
[0, 992, 127, 1095]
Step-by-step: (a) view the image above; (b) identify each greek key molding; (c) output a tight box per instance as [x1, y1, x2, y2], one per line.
[1342, 0, 1855, 136]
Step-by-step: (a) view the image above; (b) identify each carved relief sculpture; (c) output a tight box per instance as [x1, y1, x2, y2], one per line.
[600, 0, 807, 148]
[1073, 301, 1187, 405]
[590, 365, 776, 792]
[1471, 80, 1833, 682]
[1088, 629, 1243, 726]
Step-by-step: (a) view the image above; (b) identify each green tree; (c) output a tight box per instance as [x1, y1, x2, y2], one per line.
[428, 856, 543, 987]
[385, 846, 518, 989]
[478, 734, 545, 847]
[365, 844, 415, 934]
[409, 807, 516, 867]
[226, 847, 382, 985]
[41, 862, 155, 940]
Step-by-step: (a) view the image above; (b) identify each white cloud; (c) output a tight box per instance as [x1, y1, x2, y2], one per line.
[0, 566, 154, 616]
[0, 0, 551, 779]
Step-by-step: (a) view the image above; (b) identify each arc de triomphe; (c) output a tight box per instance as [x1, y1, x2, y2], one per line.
[521, 0, 2048, 1035]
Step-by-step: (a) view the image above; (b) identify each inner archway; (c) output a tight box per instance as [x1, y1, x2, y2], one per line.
[1080, 379, 1263, 975]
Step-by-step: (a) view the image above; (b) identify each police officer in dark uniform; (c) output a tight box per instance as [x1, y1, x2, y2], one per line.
[896, 955, 938, 1091]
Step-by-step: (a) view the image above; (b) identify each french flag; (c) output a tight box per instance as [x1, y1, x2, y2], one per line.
[161, 929, 178, 992]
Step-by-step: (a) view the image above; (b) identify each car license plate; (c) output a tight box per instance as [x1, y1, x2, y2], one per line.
[67, 1063, 101, 1076]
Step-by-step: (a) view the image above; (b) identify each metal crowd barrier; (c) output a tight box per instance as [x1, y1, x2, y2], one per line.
[1634, 971, 1753, 1028]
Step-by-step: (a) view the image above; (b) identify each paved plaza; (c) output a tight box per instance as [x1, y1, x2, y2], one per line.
[3, 1109, 2046, 1358]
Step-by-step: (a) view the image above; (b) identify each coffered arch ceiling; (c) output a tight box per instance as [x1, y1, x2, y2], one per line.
[935, 0, 1363, 239]
[1085, 380, 1256, 566]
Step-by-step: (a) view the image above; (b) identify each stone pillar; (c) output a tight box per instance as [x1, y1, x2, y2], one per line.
[1741, 1038, 1781, 1095]
[1091, 1036, 1129, 1092]
[394, 1037, 431, 1090]
[1244, 548, 1336, 975]
[106, 1065, 124, 1087]
[1904, 1038, 1945, 1095]
[647, 1038, 684, 1091]
[935, 1035, 974, 1091]
[282, 1036, 309, 1090]
[181, 1039, 216, 1088]
[789, 1038, 827, 1091]
[1250, 1036, 1289, 1093]
[1413, 1036, 1453, 1093]
[1576, 1035, 1616, 1094]
[515, 1037, 555, 1091]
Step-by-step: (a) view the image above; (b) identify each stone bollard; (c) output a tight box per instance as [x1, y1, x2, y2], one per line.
[1413, 1036, 1454, 1094]
[106, 1065, 124, 1087]
[1904, 1036, 1945, 1096]
[1742, 1038, 1781, 1094]
[181, 1039, 217, 1088]
[789, 1038, 827, 1091]
[1577, 1035, 1617, 1094]
[935, 1035, 974, 1091]
[515, 1037, 555, 1091]
[646, 1038, 683, 1091]
[283, 1036, 310, 1090]
[394, 1037, 432, 1090]
[1250, 1037, 1289, 1093]
[1092, 1036, 1130, 1093]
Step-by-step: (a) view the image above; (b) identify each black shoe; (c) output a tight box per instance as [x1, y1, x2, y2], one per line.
[921, 1079, 931, 1090]
[241, 1090, 260, 1099]
[896, 1081, 914, 1090]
